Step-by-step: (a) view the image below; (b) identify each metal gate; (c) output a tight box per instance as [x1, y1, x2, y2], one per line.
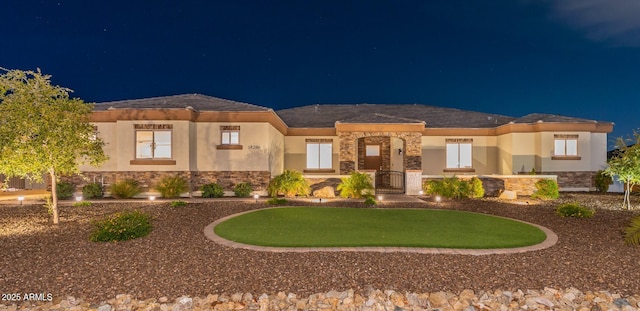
[375, 170, 405, 194]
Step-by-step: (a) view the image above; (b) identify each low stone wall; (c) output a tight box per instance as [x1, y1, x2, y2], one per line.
[62, 171, 271, 195]
[4, 288, 639, 311]
[423, 175, 558, 197]
[541, 171, 595, 190]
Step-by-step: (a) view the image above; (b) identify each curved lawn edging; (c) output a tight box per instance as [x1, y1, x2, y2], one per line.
[204, 207, 558, 255]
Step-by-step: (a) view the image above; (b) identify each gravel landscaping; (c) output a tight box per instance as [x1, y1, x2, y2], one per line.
[1, 193, 640, 305]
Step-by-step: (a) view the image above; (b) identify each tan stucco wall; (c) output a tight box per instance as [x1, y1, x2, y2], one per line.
[84, 121, 282, 173]
[421, 136, 498, 175]
[283, 136, 339, 174]
[195, 122, 281, 172]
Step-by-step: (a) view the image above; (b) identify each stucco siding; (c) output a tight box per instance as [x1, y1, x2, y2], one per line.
[539, 131, 592, 172]
[284, 136, 339, 174]
[421, 136, 498, 175]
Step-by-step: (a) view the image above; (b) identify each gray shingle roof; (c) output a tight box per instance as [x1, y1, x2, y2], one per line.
[276, 104, 515, 128]
[512, 113, 599, 124]
[93, 94, 269, 112]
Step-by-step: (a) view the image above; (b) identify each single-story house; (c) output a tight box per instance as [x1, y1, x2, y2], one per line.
[72, 94, 612, 196]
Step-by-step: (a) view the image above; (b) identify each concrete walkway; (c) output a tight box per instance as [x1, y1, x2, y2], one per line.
[203, 207, 558, 256]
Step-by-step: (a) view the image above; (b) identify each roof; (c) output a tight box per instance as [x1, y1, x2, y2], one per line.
[512, 113, 599, 124]
[276, 104, 514, 128]
[93, 94, 270, 112]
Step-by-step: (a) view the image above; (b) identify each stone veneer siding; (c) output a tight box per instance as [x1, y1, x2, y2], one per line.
[540, 171, 596, 190]
[422, 175, 558, 196]
[63, 171, 270, 194]
[339, 131, 421, 174]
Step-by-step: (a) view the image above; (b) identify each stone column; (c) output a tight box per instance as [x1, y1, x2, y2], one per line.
[405, 170, 423, 195]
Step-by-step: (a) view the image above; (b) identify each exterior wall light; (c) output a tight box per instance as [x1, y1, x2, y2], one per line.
[398, 148, 403, 155]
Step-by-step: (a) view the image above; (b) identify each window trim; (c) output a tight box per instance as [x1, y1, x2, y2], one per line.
[553, 134, 581, 160]
[217, 125, 242, 150]
[444, 138, 475, 172]
[304, 139, 334, 173]
[131, 124, 175, 165]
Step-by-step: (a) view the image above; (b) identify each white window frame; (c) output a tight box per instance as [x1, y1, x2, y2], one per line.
[554, 135, 578, 157]
[445, 139, 472, 169]
[135, 130, 172, 160]
[221, 130, 240, 145]
[306, 142, 332, 170]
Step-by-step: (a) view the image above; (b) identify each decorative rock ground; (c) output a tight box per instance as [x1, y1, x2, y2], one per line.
[3, 288, 639, 311]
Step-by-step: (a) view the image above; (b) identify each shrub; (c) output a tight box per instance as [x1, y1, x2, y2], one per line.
[233, 182, 253, 197]
[170, 200, 187, 207]
[624, 215, 640, 245]
[110, 179, 142, 199]
[424, 176, 473, 199]
[89, 210, 152, 242]
[267, 198, 288, 205]
[155, 176, 189, 198]
[364, 195, 377, 206]
[468, 177, 484, 198]
[594, 170, 612, 193]
[337, 171, 374, 199]
[200, 183, 224, 198]
[73, 201, 92, 207]
[555, 203, 595, 218]
[531, 179, 559, 200]
[82, 182, 103, 199]
[267, 170, 309, 198]
[56, 181, 75, 200]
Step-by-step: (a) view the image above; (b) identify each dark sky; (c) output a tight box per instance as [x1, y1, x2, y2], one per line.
[3, 1, 639, 148]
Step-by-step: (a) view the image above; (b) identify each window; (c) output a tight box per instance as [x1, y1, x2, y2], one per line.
[136, 130, 172, 159]
[365, 145, 380, 156]
[554, 134, 580, 159]
[306, 139, 333, 170]
[445, 138, 472, 170]
[221, 126, 240, 145]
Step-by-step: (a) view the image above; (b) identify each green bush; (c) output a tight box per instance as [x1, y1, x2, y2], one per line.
[266, 198, 288, 205]
[468, 177, 484, 198]
[424, 176, 475, 199]
[364, 195, 377, 206]
[555, 203, 594, 218]
[595, 170, 612, 193]
[89, 210, 153, 242]
[531, 179, 559, 200]
[233, 182, 253, 197]
[56, 181, 75, 200]
[82, 182, 103, 199]
[110, 179, 142, 199]
[200, 183, 224, 198]
[267, 170, 309, 198]
[624, 215, 640, 245]
[170, 200, 187, 207]
[337, 171, 374, 199]
[155, 176, 189, 198]
[73, 201, 92, 207]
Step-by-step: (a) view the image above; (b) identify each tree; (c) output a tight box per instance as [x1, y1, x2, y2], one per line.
[604, 131, 640, 210]
[0, 68, 107, 224]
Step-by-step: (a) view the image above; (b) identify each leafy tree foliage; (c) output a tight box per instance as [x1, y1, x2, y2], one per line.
[604, 132, 640, 210]
[0, 68, 107, 224]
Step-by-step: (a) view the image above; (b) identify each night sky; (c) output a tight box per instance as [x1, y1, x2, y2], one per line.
[3, 1, 639, 148]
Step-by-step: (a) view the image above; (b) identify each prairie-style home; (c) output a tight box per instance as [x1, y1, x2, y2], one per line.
[76, 94, 612, 196]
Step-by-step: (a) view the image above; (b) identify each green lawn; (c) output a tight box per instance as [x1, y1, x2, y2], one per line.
[214, 207, 547, 249]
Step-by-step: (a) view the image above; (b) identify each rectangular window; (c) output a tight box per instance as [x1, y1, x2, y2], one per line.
[220, 125, 240, 145]
[445, 139, 472, 169]
[136, 130, 172, 159]
[554, 135, 578, 156]
[306, 140, 332, 170]
[365, 145, 380, 156]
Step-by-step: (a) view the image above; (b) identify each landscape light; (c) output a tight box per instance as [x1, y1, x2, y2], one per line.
[418, 190, 424, 195]
[149, 196, 156, 201]
[75, 196, 82, 202]
[377, 195, 383, 201]
[435, 196, 441, 205]
[253, 194, 259, 203]
[17, 196, 24, 205]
